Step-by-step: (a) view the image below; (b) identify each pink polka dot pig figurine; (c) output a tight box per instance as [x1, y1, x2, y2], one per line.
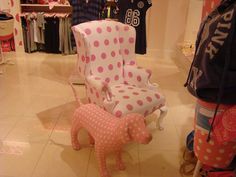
[71, 97, 152, 177]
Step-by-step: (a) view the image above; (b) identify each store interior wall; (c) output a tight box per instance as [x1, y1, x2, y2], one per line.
[146, 0, 190, 58]
[0, 1, 10, 12]
[0, 0, 208, 57]
[184, 0, 204, 44]
[146, 0, 221, 59]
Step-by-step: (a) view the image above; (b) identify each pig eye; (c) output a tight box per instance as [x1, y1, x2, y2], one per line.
[144, 119, 147, 125]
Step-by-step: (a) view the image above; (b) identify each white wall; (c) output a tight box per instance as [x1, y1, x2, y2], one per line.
[0, 1, 10, 12]
[146, 0, 191, 58]
[184, 0, 203, 44]
[146, 0, 169, 58]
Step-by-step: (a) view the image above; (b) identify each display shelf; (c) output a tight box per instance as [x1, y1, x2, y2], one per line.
[21, 4, 72, 13]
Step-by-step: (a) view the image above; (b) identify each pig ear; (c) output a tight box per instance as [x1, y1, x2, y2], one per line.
[144, 119, 147, 125]
[127, 124, 132, 141]
[125, 122, 132, 141]
[122, 122, 132, 143]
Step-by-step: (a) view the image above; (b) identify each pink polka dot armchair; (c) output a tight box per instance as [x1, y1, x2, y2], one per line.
[72, 20, 167, 129]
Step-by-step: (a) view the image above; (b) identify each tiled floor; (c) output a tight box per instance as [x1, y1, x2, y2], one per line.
[0, 51, 195, 177]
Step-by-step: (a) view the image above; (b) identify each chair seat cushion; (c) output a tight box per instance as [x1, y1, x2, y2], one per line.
[106, 84, 165, 117]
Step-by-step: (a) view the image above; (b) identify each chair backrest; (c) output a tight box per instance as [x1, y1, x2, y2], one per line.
[72, 20, 136, 85]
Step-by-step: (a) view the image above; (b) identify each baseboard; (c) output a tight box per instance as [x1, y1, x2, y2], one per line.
[173, 47, 193, 74]
[146, 48, 175, 59]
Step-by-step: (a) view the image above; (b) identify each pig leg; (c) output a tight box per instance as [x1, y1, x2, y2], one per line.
[116, 150, 126, 170]
[95, 146, 110, 177]
[88, 133, 95, 145]
[71, 122, 82, 150]
[156, 105, 168, 130]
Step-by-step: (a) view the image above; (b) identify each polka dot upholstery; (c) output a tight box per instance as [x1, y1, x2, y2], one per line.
[123, 65, 152, 88]
[107, 84, 165, 118]
[72, 20, 166, 118]
[72, 20, 125, 84]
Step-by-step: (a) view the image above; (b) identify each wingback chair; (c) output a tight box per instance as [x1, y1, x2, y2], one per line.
[72, 20, 167, 129]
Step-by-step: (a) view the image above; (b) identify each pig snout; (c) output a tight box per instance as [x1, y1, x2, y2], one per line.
[141, 133, 152, 144]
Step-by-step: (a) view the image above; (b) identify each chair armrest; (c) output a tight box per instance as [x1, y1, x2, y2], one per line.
[124, 65, 158, 89]
[86, 75, 112, 101]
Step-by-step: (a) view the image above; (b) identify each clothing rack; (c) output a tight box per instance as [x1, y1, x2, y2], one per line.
[21, 4, 72, 13]
[20, 7, 74, 55]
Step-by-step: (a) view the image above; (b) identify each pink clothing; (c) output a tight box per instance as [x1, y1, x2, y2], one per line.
[211, 106, 236, 144]
[208, 171, 235, 177]
[194, 100, 236, 168]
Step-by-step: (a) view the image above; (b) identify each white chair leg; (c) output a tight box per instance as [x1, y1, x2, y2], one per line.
[155, 105, 168, 131]
[193, 160, 202, 177]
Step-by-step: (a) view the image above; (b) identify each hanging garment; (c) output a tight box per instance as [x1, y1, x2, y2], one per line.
[21, 17, 30, 53]
[102, 1, 119, 19]
[21, 12, 73, 54]
[59, 18, 65, 53]
[75, 0, 104, 24]
[22, 14, 37, 53]
[117, 0, 152, 54]
[59, 17, 73, 55]
[70, 0, 105, 48]
[185, 0, 236, 104]
[36, 13, 46, 44]
[44, 17, 60, 53]
[33, 19, 39, 43]
[22, 14, 43, 53]
[37, 0, 48, 4]
[29, 17, 37, 52]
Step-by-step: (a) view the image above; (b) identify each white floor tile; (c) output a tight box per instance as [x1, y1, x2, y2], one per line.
[0, 52, 196, 177]
[0, 116, 19, 140]
[86, 144, 139, 177]
[5, 115, 56, 143]
[139, 150, 182, 177]
[32, 143, 90, 177]
[139, 122, 182, 151]
[0, 141, 46, 177]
